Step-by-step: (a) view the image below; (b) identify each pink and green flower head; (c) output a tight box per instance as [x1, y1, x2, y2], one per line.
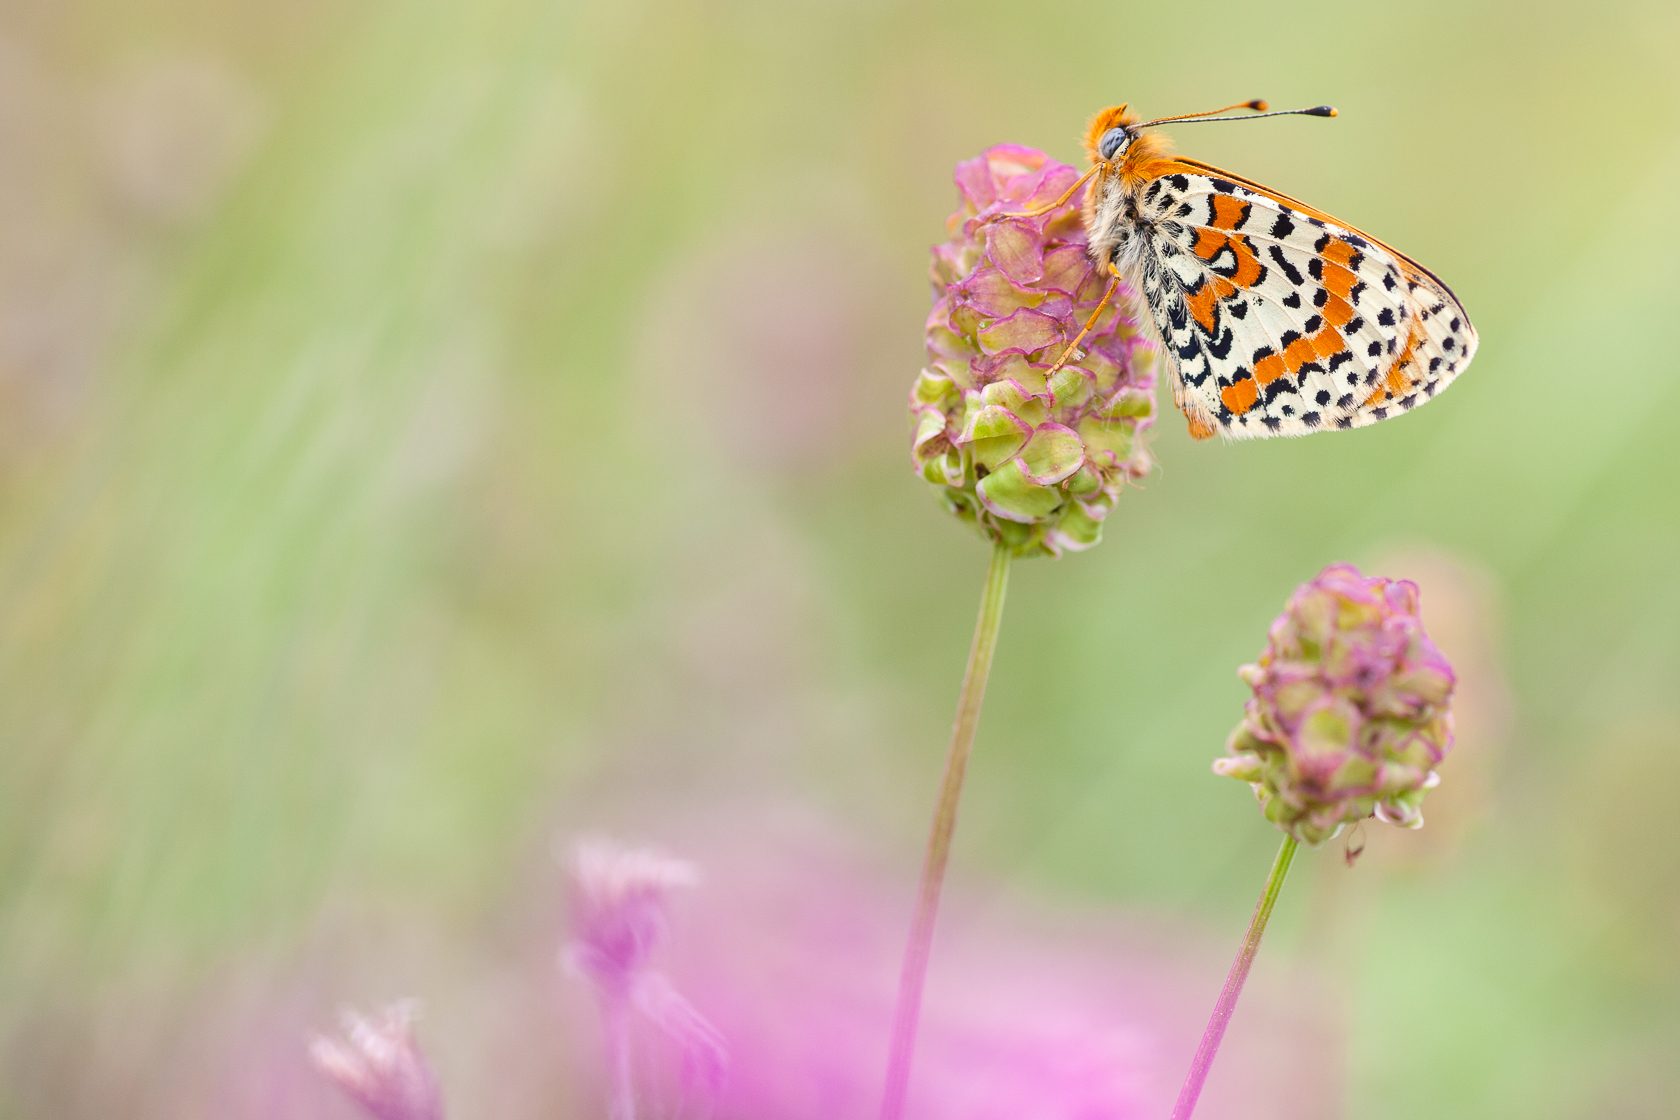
[1214, 564, 1457, 845]
[911, 145, 1157, 558]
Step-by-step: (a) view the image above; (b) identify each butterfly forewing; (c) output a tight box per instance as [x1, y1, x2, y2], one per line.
[1129, 163, 1475, 439]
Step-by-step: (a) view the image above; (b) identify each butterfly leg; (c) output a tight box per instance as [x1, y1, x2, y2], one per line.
[1042, 267, 1120, 377]
[980, 165, 1097, 224]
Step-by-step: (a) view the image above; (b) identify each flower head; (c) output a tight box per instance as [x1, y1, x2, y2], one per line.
[912, 145, 1157, 558]
[309, 1001, 442, 1120]
[1214, 564, 1457, 845]
[563, 839, 726, 1109]
[565, 839, 700, 995]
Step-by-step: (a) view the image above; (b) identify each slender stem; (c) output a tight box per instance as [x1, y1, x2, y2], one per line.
[1171, 834, 1299, 1120]
[605, 995, 635, 1120]
[880, 540, 1013, 1120]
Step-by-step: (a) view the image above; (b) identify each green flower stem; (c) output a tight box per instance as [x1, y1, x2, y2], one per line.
[1171, 833, 1300, 1120]
[880, 540, 1012, 1120]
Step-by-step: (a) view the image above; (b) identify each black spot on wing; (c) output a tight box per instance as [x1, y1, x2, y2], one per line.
[1269, 245, 1305, 287]
[1208, 327, 1234, 360]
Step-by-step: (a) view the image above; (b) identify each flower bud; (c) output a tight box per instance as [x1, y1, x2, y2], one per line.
[913, 145, 1156, 558]
[1214, 564, 1457, 845]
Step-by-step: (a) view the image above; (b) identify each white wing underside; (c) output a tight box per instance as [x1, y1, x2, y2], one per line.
[1116, 170, 1476, 440]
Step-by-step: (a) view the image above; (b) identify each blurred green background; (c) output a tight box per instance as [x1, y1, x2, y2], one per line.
[2, 0, 1678, 1116]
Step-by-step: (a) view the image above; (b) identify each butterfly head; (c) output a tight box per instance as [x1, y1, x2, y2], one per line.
[1084, 105, 1141, 165]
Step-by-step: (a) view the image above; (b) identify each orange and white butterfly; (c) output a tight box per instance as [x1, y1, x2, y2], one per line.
[1014, 100, 1476, 440]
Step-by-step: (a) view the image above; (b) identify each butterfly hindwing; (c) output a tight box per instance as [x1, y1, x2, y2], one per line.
[1130, 162, 1476, 440]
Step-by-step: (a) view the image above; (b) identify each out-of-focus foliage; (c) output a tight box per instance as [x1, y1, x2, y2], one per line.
[0, 0, 1677, 1117]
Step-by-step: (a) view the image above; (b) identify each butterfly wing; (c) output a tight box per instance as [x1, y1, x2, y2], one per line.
[1129, 159, 1476, 440]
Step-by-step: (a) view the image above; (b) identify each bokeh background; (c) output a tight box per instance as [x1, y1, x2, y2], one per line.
[2, 0, 1678, 1116]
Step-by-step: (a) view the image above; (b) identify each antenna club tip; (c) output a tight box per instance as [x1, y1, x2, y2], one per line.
[1317, 105, 1339, 117]
[1247, 100, 1268, 112]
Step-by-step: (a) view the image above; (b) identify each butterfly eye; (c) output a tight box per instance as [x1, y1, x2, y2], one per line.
[1098, 127, 1130, 160]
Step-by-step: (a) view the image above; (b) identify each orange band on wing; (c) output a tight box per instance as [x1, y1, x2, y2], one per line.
[1320, 238, 1360, 267]
[1191, 230, 1265, 288]
[1253, 351, 1286, 386]
[1322, 261, 1357, 300]
[1208, 194, 1249, 231]
[1282, 334, 1319, 374]
[1184, 276, 1237, 332]
[1309, 324, 1346, 360]
[1221, 376, 1259, 414]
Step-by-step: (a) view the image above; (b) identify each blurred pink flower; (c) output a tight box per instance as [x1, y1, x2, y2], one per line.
[563, 839, 727, 1117]
[309, 1001, 442, 1120]
[564, 823, 1296, 1120]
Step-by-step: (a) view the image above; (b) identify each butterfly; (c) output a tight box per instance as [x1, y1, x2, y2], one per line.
[999, 101, 1476, 441]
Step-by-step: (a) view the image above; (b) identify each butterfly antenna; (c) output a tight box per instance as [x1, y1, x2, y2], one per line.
[1138, 102, 1337, 128]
